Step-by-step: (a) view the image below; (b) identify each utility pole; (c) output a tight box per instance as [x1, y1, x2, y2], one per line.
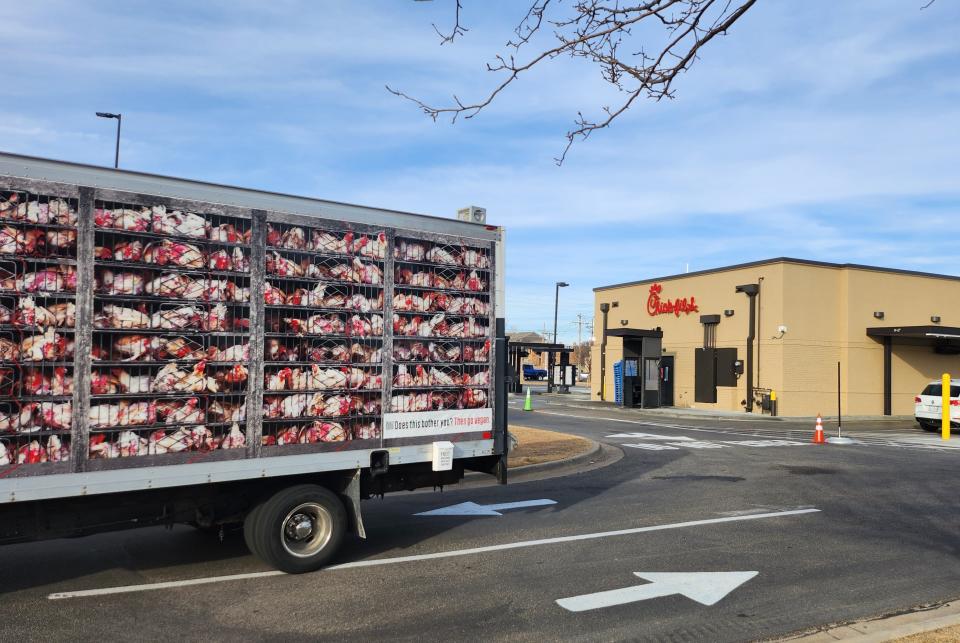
[572, 313, 586, 369]
[573, 313, 586, 347]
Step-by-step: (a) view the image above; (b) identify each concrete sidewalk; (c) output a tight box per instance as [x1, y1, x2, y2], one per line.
[781, 599, 960, 642]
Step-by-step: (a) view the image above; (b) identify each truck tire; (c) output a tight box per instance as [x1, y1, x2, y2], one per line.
[243, 502, 266, 558]
[247, 484, 346, 574]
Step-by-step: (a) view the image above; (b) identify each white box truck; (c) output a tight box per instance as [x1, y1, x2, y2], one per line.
[0, 152, 507, 573]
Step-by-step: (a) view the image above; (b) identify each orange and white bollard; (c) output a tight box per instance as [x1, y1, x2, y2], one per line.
[812, 414, 826, 444]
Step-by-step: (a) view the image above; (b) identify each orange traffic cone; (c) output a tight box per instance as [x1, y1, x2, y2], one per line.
[812, 414, 825, 444]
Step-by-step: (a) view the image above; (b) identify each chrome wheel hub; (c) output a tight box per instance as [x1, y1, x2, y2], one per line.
[281, 502, 333, 558]
[288, 514, 314, 540]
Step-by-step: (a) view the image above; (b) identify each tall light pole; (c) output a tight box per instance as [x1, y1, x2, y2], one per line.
[95, 112, 121, 168]
[550, 281, 569, 392]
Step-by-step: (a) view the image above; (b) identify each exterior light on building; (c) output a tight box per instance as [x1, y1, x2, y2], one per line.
[724, 309, 735, 317]
[873, 311, 885, 320]
[620, 319, 629, 326]
[931, 315, 942, 323]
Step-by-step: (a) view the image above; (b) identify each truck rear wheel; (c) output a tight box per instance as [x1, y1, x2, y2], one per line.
[243, 502, 266, 558]
[245, 484, 346, 574]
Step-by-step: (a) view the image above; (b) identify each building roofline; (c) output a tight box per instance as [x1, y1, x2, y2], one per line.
[593, 257, 960, 292]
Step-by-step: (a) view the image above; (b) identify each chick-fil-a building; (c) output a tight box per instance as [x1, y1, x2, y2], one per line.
[592, 257, 960, 417]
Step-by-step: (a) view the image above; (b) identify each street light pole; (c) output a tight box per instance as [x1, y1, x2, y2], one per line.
[95, 112, 122, 168]
[550, 281, 569, 392]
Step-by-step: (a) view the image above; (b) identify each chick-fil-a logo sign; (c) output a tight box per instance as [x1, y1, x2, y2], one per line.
[647, 283, 699, 317]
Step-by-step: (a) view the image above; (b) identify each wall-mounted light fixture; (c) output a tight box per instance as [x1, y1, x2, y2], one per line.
[873, 311, 884, 320]
[724, 309, 735, 317]
[931, 315, 941, 323]
[620, 319, 629, 326]
[611, 301, 619, 308]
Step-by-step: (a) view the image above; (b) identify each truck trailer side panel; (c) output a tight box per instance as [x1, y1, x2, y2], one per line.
[0, 152, 505, 504]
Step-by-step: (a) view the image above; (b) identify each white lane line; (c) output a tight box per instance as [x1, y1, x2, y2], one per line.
[721, 440, 805, 447]
[49, 571, 286, 600]
[623, 443, 681, 451]
[47, 508, 820, 600]
[675, 441, 727, 449]
[536, 410, 768, 441]
[606, 432, 694, 441]
[537, 410, 957, 451]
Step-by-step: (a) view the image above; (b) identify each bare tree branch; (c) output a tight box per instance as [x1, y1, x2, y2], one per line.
[392, 0, 758, 164]
[414, 0, 467, 44]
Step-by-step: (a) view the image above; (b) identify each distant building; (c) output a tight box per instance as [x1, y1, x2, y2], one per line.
[507, 331, 549, 369]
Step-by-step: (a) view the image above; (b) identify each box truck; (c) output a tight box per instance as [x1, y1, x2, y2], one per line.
[0, 152, 506, 573]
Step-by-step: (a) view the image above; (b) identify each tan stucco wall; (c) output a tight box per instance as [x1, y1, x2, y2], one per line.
[841, 269, 960, 415]
[592, 264, 783, 412]
[592, 260, 960, 416]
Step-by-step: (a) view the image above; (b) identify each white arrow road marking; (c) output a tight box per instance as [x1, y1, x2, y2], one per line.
[415, 499, 557, 516]
[48, 509, 817, 600]
[556, 571, 759, 612]
[623, 443, 681, 451]
[606, 432, 694, 440]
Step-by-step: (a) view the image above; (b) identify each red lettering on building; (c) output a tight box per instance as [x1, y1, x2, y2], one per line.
[646, 283, 699, 317]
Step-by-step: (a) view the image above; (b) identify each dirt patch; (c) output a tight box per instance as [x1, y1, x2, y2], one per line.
[508, 426, 594, 468]
[895, 624, 960, 642]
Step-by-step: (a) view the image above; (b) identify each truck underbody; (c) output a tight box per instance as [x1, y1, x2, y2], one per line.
[0, 453, 503, 546]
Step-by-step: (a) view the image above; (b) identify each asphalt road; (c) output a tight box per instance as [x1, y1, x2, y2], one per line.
[3, 399, 960, 642]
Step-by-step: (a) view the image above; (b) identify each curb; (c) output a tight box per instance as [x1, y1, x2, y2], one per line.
[509, 438, 603, 475]
[779, 599, 960, 642]
[461, 436, 617, 484]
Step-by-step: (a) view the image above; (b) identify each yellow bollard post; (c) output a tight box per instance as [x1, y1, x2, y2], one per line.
[942, 373, 951, 441]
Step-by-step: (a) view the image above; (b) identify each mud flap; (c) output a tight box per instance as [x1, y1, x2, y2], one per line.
[340, 467, 366, 539]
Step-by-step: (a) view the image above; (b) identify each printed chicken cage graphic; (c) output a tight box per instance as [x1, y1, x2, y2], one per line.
[0, 174, 498, 477]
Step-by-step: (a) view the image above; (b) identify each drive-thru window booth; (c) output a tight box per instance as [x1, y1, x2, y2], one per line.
[592, 258, 960, 417]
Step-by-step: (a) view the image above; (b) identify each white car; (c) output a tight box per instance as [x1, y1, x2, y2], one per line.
[915, 379, 959, 432]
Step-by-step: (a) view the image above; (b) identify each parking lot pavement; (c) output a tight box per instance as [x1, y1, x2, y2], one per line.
[507, 395, 955, 450]
[3, 405, 960, 641]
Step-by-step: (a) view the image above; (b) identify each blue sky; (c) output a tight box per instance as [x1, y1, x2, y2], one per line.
[3, 0, 959, 343]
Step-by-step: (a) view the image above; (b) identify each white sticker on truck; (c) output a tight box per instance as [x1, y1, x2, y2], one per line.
[383, 409, 494, 439]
